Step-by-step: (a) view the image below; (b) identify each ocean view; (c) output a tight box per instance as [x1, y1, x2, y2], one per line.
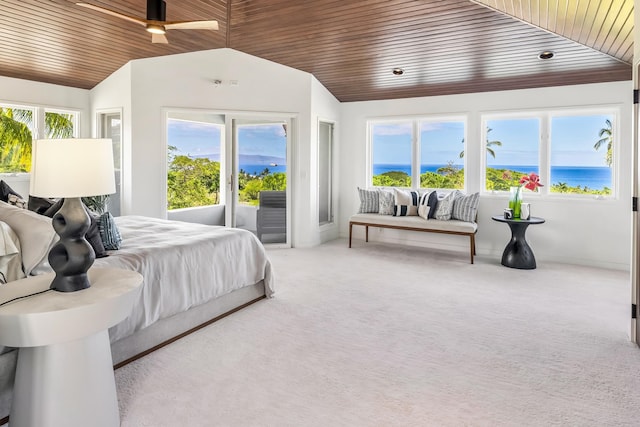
[374, 164, 612, 190]
[241, 163, 287, 175]
[189, 153, 287, 176]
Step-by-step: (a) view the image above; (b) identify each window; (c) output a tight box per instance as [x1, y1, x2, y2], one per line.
[0, 105, 78, 173]
[44, 109, 77, 138]
[371, 121, 412, 187]
[484, 117, 540, 191]
[166, 114, 223, 210]
[370, 118, 466, 189]
[550, 113, 614, 195]
[482, 110, 616, 196]
[0, 105, 36, 173]
[99, 111, 122, 216]
[420, 119, 465, 189]
[318, 121, 334, 225]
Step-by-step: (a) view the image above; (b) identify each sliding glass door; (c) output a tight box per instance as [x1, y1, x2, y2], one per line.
[230, 117, 290, 246]
[164, 110, 291, 246]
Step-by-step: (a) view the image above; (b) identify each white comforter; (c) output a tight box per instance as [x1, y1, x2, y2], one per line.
[95, 216, 275, 343]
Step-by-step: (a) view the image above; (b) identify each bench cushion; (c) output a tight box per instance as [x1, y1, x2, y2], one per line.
[350, 213, 477, 234]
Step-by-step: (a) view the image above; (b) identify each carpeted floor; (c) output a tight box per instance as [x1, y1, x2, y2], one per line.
[115, 239, 640, 426]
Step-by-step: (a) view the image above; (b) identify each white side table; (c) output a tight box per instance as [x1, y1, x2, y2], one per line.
[0, 267, 142, 427]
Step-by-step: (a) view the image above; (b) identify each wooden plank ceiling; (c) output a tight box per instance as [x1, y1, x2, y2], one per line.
[0, 0, 632, 102]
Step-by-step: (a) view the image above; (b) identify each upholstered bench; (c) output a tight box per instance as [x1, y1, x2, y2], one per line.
[348, 213, 478, 263]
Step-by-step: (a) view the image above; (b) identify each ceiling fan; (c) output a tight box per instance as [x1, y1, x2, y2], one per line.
[75, 0, 219, 44]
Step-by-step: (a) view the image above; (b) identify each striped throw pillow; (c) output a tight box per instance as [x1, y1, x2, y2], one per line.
[452, 191, 480, 222]
[393, 189, 419, 216]
[357, 187, 379, 213]
[418, 191, 432, 219]
[98, 212, 122, 250]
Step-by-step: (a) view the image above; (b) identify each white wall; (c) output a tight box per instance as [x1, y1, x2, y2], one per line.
[339, 81, 633, 270]
[0, 76, 90, 196]
[90, 48, 343, 247]
[90, 63, 133, 213]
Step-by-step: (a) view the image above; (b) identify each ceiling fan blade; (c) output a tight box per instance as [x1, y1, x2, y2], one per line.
[75, 2, 147, 26]
[164, 20, 219, 31]
[152, 33, 169, 44]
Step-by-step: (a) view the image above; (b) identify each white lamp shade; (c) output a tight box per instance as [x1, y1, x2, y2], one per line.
[30, 139, 116, 198]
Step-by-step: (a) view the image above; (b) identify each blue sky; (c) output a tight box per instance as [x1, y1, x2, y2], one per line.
[167, 119, 286, 160]
[168, 119, 221, 158]
[372, 115, 612, 167]
[549, 115, 612, 167]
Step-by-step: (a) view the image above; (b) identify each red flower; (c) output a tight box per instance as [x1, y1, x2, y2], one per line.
[520, 173, 543, 191]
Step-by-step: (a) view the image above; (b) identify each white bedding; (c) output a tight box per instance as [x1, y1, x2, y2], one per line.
[94, 216, 275, 343]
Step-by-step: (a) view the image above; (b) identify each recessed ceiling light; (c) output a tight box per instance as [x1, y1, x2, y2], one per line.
[538, 51, 555, 60]
[392, 68, 405, 76]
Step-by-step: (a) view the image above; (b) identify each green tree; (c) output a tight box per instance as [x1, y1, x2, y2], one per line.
[0, 108, 75, 173]
[420, 169, 464, 189]
[240, 179, 264, 203]
[436, 160, 459, 176]
[594, 119, 613, 167]
[263, 172, 287, 190]
[459, 127, 502, 159]
[259, 167, 271, 177]
[44, 112, 75, 139]
[167, 151, 221, 209]
[0, 109, 32, 172]
[485, 168, 525, 191]
[372, 171, 410, 187]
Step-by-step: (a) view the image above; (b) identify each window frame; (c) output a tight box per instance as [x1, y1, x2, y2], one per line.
[368, 118, 415, 189]
[480, 106, 619, 199]
[480, 112, 543, 196]
[165, 112, 225, 212]
[318, 119, 335, 227]
[367, 115, 468, 191]
[546, 108, 619, 199]
[44, 107, 79, 139]
[0, 103, 81, 176]
[97, 108, 123, 216]
[417, 116, 467, 191]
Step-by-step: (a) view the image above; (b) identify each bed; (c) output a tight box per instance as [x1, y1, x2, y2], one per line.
[0, 203, 275, 422]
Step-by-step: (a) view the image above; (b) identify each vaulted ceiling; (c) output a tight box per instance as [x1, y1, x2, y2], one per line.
[0, 0, 633, 102]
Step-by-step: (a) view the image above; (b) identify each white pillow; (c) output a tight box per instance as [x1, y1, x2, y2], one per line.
[0, 201, 58, 276]
[0, 220, 26, 284]
[393, 188, 419, 216]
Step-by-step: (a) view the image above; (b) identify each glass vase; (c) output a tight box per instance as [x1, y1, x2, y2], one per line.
[509, 186, 523, 218]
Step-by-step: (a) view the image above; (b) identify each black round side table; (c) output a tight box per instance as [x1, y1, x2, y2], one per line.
[491, 215, 545, 269]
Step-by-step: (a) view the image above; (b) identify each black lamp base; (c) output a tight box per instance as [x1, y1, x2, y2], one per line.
[48, 197, 96, 292]
[50, 272, 91, 293]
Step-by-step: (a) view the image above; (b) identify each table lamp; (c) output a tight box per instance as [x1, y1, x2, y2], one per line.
[30, 139, 115, 292]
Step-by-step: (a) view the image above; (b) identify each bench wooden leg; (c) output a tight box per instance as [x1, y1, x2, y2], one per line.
[470, 234, 475, 264]
[349, 222, 353, 248]
[365, 225, 369, 242]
